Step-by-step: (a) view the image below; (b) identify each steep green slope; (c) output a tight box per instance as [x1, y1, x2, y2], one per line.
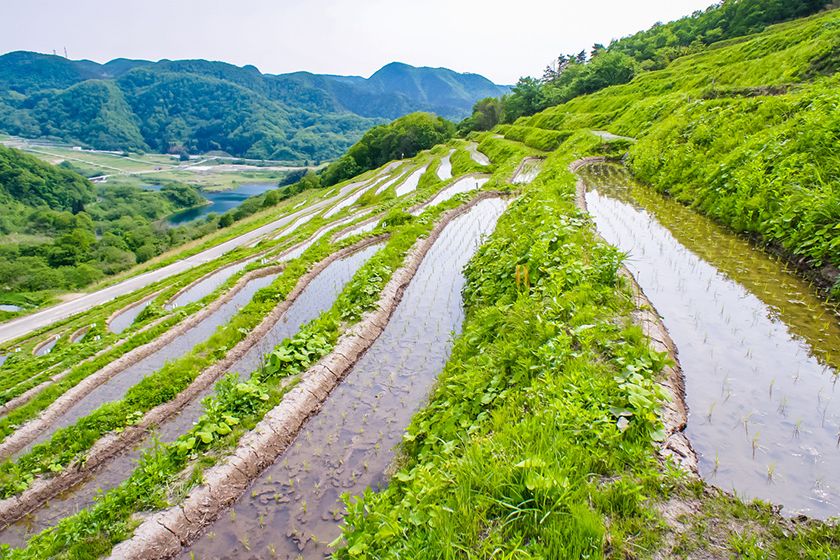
[506, 9, 840, 287]
[0, 144, 94, 212]
[321, 112, 455, 185]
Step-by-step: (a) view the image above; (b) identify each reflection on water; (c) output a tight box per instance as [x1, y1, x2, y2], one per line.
[437, 150, 454, 180]
[166, 259, 256, 309]
[0, 244, 384, 550]
[183, 198, 508, 559]
[17, 274, 279, 458]
[411, 176, 489, 216]
[109, 299, 152, 334]
[511, 158, 543, 185]
[167, 183, 278, 225]
[580, 163, 840, 519]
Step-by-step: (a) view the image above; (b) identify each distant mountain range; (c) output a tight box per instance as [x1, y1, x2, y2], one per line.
[0, 51, 509, 162]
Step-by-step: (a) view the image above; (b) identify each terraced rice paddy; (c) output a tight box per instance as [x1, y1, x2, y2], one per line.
[579, 163, 840, 519]
[0, 147, 506, 556]
[11, 273, 280, 460]
[183, 197, 508, 559]
[0, 242, 385, 548]
[466, 141, 490, 165]
[1, 133, 837, 560]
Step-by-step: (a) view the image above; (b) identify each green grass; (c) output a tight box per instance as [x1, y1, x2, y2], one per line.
[0, 149, 504, 559]
[511, 9, 840, 277]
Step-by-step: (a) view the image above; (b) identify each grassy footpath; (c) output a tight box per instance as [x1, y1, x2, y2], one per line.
[336, 134, 840, 558]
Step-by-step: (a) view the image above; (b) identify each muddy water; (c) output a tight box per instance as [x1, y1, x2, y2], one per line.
[0, 245, 385, 550]
[467, 142, 490, 165]
[109, 299, 153, 334]
[167, 259, 256, 309]
[579, 163, 840, 519]
[182, 197, 508, 560]
[437, 150, 454, 180]
[15, 274, 280, 459]
[512, 158, 543, 185]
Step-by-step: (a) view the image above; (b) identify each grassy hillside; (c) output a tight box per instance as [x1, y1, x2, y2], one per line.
[503, 9, 840, 291]
[335, 9, 840, 558]
[321, 112, 455, 186]
[0, 54, 507, 162]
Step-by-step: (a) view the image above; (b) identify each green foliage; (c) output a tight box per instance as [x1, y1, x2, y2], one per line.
[337, 146, 668, 558]
[321, 113, 455, 186]
[609, 0, 833, 70]
[0, 54, 507, 162]
[263, 328, 331, 378]
[510, 9, 840, 272]
[456, 97, 503, 134]
[0, 144, 94, 211]
[499, 125, 572, 151]
[0, 145, 219, 296]
[459, 0, 833, 133]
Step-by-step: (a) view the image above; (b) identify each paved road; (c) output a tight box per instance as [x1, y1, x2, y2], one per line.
[0, 180, 367, 345]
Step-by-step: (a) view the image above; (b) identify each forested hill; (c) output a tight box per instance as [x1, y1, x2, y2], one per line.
[0, 54, 508, 162]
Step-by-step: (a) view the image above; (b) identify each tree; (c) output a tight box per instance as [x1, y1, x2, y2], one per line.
[502, 77, 546, 123]
[471, 97, 503, 131]
[218, 213, 234, 228]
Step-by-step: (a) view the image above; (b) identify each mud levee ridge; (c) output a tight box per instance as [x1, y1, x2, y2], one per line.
[108, 191, 508, 560]
[571, 158, 698, 475]
[0, 236, 387, 529]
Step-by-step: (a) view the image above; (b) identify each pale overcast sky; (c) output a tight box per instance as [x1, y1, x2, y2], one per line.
[1, 0, 718, 84]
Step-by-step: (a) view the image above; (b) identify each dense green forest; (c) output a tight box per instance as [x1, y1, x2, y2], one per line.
[0, 56, 506, 162]
[320, 112, 455, 186]
[459, 0, 835, 131]
[0, 145, 217, 299]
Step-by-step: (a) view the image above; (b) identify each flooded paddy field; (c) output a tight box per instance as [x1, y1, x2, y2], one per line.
[511, 157, 543, 185]
[12, 273, 280, 460]
[182, 197, 509, 559]
[436, 149, 454, 180]
[0, 243, 385, 549]
[579, 163, 840, 519]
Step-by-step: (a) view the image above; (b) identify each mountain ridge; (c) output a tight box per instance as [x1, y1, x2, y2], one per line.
[0, 51, 509, 162]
